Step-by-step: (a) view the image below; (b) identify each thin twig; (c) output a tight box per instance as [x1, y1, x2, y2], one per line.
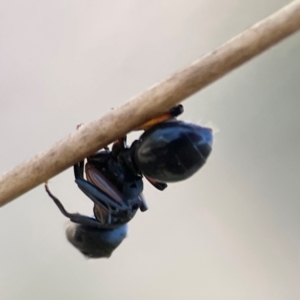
[1, 1, 300, 207]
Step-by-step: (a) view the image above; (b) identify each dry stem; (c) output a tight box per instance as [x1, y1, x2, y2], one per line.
[1, 1, 300, 206]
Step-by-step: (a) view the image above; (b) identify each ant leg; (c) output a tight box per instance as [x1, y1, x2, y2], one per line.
[169, 104, 184, 117]
[73, 162, 128, 212]
[111, 136, 127, 157]
[138, 193, 148, 212]
[44, 182, 119, 229]
[87, 151, 111, 167]
[145, 176, 168, 191]
[74, 160, 85, 179]
[135, 104, 184, 131]
[73, 159, 141, 225]
[75, 177, 128, 211]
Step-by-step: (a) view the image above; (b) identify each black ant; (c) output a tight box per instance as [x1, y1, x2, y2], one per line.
[45, 105, 213, 258]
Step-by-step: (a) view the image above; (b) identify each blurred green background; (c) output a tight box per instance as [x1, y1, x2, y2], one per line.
[1, 1, 300, 299]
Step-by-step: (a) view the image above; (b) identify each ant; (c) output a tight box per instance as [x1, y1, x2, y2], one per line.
[45, 105, 213, 258]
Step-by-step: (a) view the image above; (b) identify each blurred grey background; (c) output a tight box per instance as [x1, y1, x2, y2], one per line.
[1, 0, 300, 299]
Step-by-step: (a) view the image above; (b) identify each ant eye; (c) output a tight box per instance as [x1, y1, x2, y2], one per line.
[130, 183, 137, 188]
